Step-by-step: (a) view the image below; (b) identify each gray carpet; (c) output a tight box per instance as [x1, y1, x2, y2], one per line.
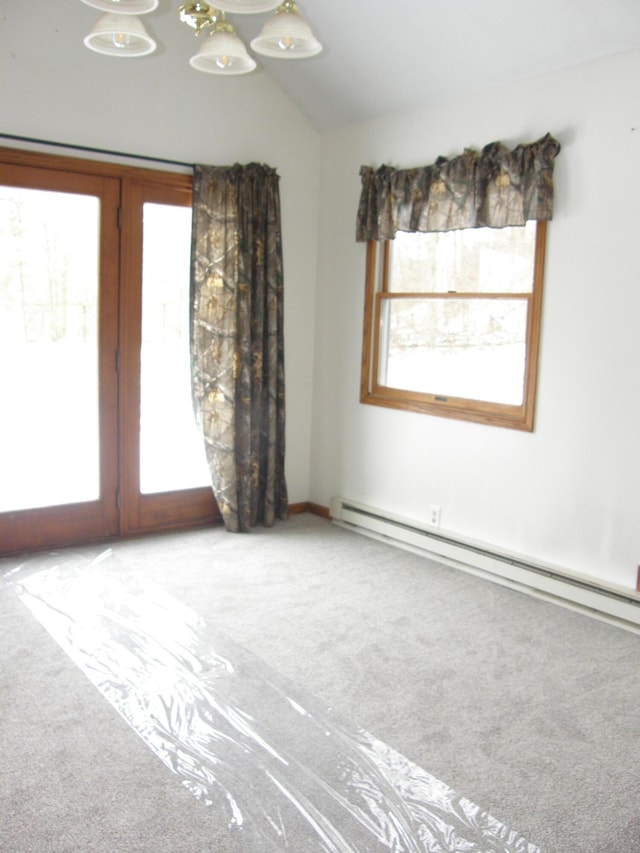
[1, 513, 639, 852]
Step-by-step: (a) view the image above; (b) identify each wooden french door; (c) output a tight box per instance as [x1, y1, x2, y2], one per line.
[118, 176, 218, 536]
[0, 148, 218, 554]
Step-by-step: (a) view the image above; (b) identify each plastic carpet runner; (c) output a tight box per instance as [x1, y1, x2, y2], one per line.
[5, 551, 540, 853]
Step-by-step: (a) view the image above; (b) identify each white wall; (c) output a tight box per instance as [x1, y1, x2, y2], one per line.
[311, 48, 640, 589]
[1, 3, 321, 504]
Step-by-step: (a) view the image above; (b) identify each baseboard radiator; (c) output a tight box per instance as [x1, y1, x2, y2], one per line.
[329, 497, 640, 632]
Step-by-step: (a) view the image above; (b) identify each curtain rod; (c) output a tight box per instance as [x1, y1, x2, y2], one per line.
[0, 132, 194, 171]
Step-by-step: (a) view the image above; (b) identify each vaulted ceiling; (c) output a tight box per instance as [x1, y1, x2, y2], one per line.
[5, 1, 640, 134]
[253, 0, 640, 130]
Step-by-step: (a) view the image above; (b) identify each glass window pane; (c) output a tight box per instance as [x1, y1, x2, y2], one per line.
[390, 222, 536, 294]
[379, 297, 528, 405]
[139, 202, 210, 494]
[0, 186, 100, 511]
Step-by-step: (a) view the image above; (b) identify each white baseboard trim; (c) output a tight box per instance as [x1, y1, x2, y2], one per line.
[330, 497, 640, 634]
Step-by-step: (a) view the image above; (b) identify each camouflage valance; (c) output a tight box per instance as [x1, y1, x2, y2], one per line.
[356, 133, 561, 241]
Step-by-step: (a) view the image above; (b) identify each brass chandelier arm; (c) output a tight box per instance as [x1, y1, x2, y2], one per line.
[179, 3, 225, 36]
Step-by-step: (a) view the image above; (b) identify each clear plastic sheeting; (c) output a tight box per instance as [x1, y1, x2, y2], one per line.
[5, 551, 540, 853]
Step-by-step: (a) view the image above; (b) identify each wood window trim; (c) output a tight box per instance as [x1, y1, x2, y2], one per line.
[360, 221, 547, 431]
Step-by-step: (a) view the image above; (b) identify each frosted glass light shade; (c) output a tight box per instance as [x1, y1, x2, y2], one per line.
[251, 10, 322, 58]
[81, 0, 159, 13]
[189, 30, 257, 75]
[215, 0, 281, 12]
[84, 13, 157, 56]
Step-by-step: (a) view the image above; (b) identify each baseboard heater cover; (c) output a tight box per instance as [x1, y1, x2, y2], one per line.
[329, 497, 640, 632]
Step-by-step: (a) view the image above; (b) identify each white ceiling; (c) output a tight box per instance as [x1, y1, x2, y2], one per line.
[253, 0, 640, 130]
[5, 1, 640, 134]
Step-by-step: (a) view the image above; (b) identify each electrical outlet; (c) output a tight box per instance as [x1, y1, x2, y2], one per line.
[429, 505, 441, 527]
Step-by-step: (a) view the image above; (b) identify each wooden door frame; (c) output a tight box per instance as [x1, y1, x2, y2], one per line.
[0, 147, 219, 555]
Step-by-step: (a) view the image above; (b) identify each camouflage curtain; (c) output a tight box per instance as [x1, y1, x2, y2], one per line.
[190, 163, 288, 532]
[356, 133, 561, 241]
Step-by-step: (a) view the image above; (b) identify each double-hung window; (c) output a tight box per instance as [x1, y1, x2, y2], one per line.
[361, 220, 546, 430]
[357, 133, 560, 431]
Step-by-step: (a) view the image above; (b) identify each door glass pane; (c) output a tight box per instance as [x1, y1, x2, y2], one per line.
[379, 297, 528, 405]
[0, 186, 100, 511]
[139, 202, 210, 494]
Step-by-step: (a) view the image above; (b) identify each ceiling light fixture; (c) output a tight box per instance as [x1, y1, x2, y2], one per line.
[214, 1, 281, 13]
[251, 1, 321, 59]
[81, 0, 322, 75]
[81, 0, 159, 13]
[188, 11, 257, 75]
[83, 12, 157, 57]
